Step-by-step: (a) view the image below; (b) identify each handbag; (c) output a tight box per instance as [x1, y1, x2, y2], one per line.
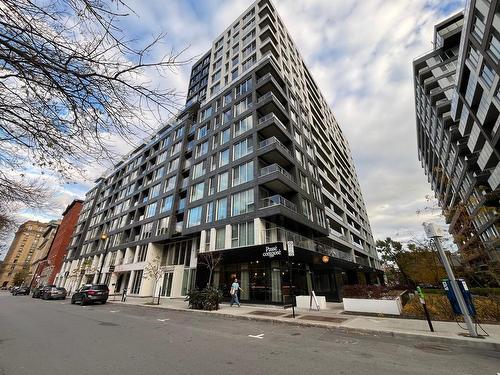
[230, 287, 235, 295]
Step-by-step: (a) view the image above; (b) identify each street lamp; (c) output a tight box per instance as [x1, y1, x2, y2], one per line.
[96, 233, 111, 283]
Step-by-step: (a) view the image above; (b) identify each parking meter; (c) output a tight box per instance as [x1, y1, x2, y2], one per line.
[442, 279, 476, 316]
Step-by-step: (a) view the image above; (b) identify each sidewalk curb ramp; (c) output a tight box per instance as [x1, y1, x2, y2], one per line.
[108, 301, 500, 352]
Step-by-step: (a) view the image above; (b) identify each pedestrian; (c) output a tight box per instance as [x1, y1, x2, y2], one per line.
[230, 278, 242, 307]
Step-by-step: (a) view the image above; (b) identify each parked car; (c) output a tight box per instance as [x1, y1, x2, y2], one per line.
[32, 285, 56, 298]
[41, 286, 67, 300]
[12, 286, 30, 295]
[71, 284, 109, 305]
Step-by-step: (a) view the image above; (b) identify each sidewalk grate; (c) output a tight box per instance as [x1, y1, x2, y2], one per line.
[247, 310, 287, 317]
[298, 315, 347, 323]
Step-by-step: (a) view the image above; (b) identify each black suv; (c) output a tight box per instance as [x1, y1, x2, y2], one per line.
[71, 284, 109, 305]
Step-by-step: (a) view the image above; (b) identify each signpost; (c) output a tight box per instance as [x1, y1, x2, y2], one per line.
[423, 222, 478, 337]
[283, 241, 296, 318]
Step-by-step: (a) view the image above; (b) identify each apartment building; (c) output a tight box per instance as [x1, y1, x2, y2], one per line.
[29, 221, 60, 287]
[57, 0, 381, 302]
[414, 1, 499, 285]
[0, 221, 48, 287]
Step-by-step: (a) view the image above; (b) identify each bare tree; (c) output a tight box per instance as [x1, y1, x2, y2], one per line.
[0, 0, 191, 235]
[143, 255, 165, 304]
[197, 251, 223, 287]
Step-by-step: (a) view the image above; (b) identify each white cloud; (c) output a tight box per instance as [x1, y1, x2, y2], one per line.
[13, 0, 465, 246]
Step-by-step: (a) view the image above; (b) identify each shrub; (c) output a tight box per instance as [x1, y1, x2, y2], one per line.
[402, 294, 500, 322]
[343, 284, 402, 300]
[185, 287, 223, 311]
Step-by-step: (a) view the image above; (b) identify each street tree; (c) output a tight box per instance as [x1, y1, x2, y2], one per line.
[0, 0, 190, 238]
[12, 269, 29, 286]
[197, 251, 223, 287]
[143, 255, 165, 304]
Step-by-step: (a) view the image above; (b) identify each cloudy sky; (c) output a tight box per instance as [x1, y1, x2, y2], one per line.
[16, 0, 465, 245]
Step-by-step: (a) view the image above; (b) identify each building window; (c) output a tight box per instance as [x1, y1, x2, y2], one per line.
[216, 198, 227, 220]
[219, 149, 229, 167]
[160, 195, 173, 213]
[197, 123, 209, 139]
[167, 158, 179, 173]
[130, 270, 143, 294]
[231, 188, 254, 216]
[192, 161, 206, 179]
[471, 10, 486, 42]
[145, 202, 157, 218]
[233, 137, 253, 160]
[221, 128, 230, 145]
[488, 29, 500, 63]
[481, 62, 495, 88]
[233, 114, 253, 137]
[187, 206, 203, 227]
[137, 245, 148, 262]
[224, 92, 232, 106]
[234, 95, 252, 117]
[195, 141, 209, 158]
[232, 161, 254, 186]
[218, 171, 229, 191]
[215, 227, 226, 249]
[156, 217, 170, 236]
[164, 176, 176, 192]
[190, 182, 205, 202]
[223, 109, 232, 124]
[235, 78, 252, 96]
[149, 183, 161, 199]
[200, 106, 213, 122]
[206, 202, 214, 223]
[232, 221, 254, 247]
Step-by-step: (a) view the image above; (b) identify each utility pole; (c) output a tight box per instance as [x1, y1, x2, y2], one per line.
[423, 223, 478, 337]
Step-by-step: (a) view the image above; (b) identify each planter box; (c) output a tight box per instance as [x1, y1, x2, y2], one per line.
[295, 295, 327, 309]
[343, 297, 402, 315]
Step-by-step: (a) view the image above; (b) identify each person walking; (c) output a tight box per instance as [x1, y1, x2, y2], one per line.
[230, 278, 242, 307]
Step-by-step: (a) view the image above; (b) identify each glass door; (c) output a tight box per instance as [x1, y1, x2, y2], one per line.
[161, 272, 174, 297]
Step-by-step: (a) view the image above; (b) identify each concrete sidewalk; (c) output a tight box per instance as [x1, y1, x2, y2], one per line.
[108, 296, 500, 350]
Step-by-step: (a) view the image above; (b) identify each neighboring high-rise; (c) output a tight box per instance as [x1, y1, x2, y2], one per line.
[0, 221, 48, 287]
[414, 0, 499, 284]
[57, 0, 381, 302]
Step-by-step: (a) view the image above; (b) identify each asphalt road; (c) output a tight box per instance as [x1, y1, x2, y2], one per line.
[0, 292, 498, 375]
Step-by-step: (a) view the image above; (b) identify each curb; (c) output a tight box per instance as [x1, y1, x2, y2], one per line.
[108, 301, 500, 351]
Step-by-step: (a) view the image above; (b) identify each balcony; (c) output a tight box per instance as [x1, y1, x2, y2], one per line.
[261, 163, 293, 180]
[259, 163, 297, 194]
[257, 137, 293, 167]
[257, 113, 290, 143]
[260, 194, 297, 212]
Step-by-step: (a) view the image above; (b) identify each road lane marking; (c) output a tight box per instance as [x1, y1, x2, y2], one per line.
[109, 310, 120, 313]
[157, 318, 170, 322]
[248, 334, 264, 339]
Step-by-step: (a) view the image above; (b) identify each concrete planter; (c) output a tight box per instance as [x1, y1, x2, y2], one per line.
[343, 297, 403, 315]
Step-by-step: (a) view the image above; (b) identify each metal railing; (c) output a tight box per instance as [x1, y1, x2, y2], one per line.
[258, 113, 287, 132]
[261, 227, 354, 262]
[260, 163, 293, 181]
[258, 137, 290, 155]
[260, 194, 297, 212]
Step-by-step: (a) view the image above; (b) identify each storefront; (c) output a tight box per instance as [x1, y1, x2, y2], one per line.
[196, 242, 382, 304]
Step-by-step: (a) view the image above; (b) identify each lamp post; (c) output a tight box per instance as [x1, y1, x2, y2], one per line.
[96, 233, 111, 284]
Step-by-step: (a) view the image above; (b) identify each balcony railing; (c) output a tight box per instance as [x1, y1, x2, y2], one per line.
[355, 256, 371, 267]
[261, 227, 355, 263]
[260, 163, 293, 181]
[261, 194, 297, 212]
[174, 222, 183, 233]
[258, 137, 290, 155]
[258, 113, 287, 132]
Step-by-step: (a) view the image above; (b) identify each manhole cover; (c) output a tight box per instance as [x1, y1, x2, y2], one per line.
[247, 310, 286, 317]
[298, 315, 347, 323]
[414, 344, 452, 353]
[98, 322, 119, 327]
